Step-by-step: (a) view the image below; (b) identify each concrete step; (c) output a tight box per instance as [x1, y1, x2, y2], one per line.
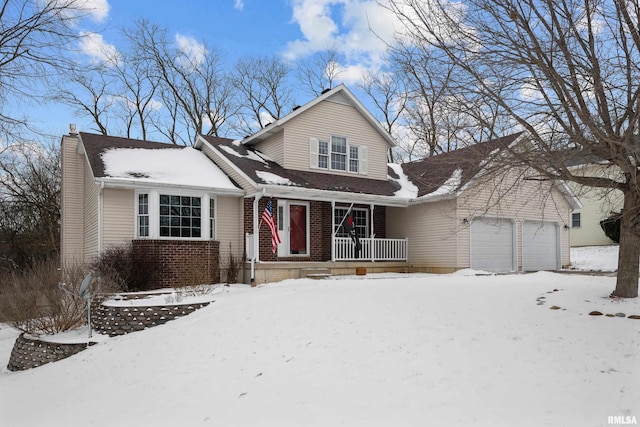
[300, 268, 332, 280]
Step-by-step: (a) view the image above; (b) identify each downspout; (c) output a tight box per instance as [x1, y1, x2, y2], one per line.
[251, 190, 264, 284]
[98, 182, 104, 254]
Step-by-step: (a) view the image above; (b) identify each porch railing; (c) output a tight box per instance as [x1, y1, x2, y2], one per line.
[245, 233, 408, 262]
[333, 237, 408, 261]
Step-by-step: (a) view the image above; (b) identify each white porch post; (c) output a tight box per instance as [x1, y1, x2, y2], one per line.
[253, 194, 262, 262]
[370, 203, 375, 261]
[331, 200, 336, 262]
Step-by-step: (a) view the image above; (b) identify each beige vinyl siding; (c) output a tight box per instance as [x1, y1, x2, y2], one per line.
[282, 99, 389, 180]
[60, 135, 86, 265]
[254, 130, 284, 165]
[216, 196, 244, 262]
[568, 164, 623, 247]
[387, 200, 459, 269]
[457, 169, 572, 268]
[199, 140, 255, 191]
[83, 155, 101, 261]
[102, 188, 135, 249]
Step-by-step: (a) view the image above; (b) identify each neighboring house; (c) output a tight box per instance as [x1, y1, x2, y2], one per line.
[564, 159, 624, 247]
[60, 84, 581, 286]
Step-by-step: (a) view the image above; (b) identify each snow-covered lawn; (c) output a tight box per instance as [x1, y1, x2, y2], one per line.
[1, 248, 639, 426]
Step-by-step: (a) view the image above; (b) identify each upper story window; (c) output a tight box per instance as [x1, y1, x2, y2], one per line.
[136, 190, 215, 240]
[310, 136, 367, 175]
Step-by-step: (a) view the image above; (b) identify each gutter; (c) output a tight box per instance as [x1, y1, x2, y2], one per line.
[94, 177, 245, 196]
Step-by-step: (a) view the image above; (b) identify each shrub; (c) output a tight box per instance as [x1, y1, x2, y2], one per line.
[0, 260, 86, 336]
[93, 243, 159, 291]
[600, 212, 621, 244]
[223, 243, 241, 283]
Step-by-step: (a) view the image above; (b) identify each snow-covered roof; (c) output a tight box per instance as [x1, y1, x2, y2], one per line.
[79, 132, 241, 192]
[101, 147, 239, 190]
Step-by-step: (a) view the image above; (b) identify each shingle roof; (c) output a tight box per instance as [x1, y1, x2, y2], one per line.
[200, 135, 402, 197]
[79, 132, 178, 178]
[401, 133, 523, 197]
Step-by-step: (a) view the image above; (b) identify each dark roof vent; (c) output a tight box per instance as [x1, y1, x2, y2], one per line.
[292, 105, 301, 111]
[321, 88, 331, 94]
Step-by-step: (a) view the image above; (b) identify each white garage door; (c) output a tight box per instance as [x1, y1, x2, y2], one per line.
[522, 221, 559, 271]
[471, 218, 515, 272]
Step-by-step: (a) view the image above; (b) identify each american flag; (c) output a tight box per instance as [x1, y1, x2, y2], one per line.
[262, 198, 281, 254]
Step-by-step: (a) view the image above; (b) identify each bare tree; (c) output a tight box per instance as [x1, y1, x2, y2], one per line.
[297, 48, 343, 97]
[386, 0, 640, 297]
[125, 20, 236, 145]
[387, 34, 514, 159]
[0, 0, 91, 140]
[0, 141, 60, 270]
[358, 71, 407, 162]
[53, 65, 114, 136]
[232, 55, 294, 133]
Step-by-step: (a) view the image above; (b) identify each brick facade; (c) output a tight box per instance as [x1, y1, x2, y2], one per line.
[132, 240, 220, 289]
[244, 197, 386, 262]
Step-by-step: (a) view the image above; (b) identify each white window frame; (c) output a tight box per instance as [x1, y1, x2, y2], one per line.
[135, 189, 217, 240]
[334, 207, 369, 238]
[310, 137, 367, 175]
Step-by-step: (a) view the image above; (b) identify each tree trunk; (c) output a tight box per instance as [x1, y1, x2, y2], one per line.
[613, 189, 640, 298]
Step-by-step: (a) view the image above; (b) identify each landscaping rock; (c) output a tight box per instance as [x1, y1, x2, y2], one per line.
[549, 306, 561, 310]
[589, 311, 603, 316]
[628, 315, 640, 320]
[615, 313, 626, 318]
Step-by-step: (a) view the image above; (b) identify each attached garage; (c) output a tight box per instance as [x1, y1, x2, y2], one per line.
[470, 217, 516, 272]
[522, 220, 560, 271]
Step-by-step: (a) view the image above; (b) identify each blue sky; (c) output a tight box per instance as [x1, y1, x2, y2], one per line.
[27, 0, 402, 141]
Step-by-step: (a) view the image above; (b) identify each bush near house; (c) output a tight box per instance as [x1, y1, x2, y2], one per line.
[0, 261, 87, 336]
[600, 213, 621, 244]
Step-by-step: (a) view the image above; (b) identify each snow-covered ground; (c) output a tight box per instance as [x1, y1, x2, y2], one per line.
[1, 246, 639, 426]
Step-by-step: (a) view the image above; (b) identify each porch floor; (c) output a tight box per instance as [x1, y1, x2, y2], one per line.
[243, 260, 410, 285]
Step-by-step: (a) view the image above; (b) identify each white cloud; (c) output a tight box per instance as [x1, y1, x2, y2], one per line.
[78, 32, 120, 66]
[175, 33, 207, 69]
[283, 1, 403, 89]
[79, 0, 110, 22]
[234, 0, 244, 11]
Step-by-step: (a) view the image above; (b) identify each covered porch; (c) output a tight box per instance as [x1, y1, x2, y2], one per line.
[243, 192, 409, 283]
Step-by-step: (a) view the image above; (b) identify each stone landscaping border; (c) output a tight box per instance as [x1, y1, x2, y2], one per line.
[91, 301, 211, 337]
[7, 333, 95, 371]
[7, 298, 212, 371]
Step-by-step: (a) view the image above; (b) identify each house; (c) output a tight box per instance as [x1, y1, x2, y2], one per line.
[60, 84, 581, 286]
[564, 157, 623, 247]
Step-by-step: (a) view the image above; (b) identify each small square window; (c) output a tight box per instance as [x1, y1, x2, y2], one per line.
[571, 212, 581, 228]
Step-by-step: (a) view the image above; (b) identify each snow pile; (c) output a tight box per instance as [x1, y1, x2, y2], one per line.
[101, 147, 238, 190]
[256, 170, 296, 186]
[219, 144, 269, 163]
[571, 245, 619, 271]
[421, 167, 463, 200]
[388, 163, 418, 198]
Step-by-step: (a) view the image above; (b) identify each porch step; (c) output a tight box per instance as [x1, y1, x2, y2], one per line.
[301, 268, 332, 280]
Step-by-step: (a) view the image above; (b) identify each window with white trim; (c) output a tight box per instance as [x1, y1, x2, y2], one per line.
[331, 136, 347, 171]
[138, 194, 149, 237]
[334, 207, 369, 238]
[136, 191, 216, 240]
[310, 136, 367, 175]
[160, 195, 201, 238]
[209, 198, 216, 239]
